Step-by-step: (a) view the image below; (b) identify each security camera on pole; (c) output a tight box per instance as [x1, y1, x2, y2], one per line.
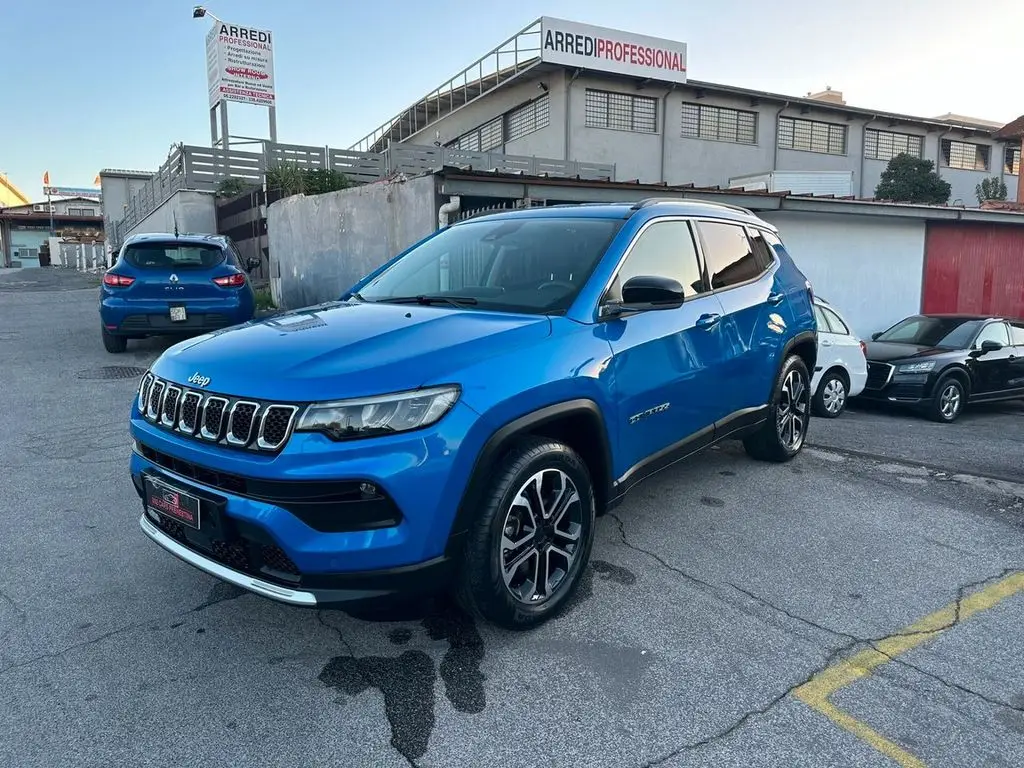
[196, 6, 277, 154]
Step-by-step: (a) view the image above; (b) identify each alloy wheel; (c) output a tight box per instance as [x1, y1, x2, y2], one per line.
[823, 378, 846, 415]
[940, 384, 962, 419]
[500, 468, 583, 605]
[777, 369, 809, 451]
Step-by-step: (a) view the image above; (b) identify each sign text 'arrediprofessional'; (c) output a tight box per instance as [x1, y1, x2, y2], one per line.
[206, 22, 275, 108]
[539, 18, 687, 84]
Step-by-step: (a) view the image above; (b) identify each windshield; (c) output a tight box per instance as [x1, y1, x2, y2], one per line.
[356, 217, 623, 314]
[875, 316, 982, 348]
[124, 242, 224, 270]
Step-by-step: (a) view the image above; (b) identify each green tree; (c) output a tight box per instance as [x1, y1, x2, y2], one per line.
[975, 176, 1008, 204]
[874, 153, 951, 204]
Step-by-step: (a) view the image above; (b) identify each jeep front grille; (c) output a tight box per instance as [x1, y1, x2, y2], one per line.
[138, 375, 301, 453]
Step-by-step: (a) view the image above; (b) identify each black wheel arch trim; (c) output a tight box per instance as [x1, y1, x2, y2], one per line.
[445, 399, 613, 558]
[935, 365, 971, 397]
[783, 330, 818, 371]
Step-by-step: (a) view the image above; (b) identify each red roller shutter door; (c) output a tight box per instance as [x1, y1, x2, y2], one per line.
[923, 222, 1024, 319]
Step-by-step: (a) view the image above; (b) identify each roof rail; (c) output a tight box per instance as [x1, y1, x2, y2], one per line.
[629, 197, 756, 216]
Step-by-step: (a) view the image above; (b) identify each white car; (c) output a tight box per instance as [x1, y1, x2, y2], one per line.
[810, 297, 868, 418]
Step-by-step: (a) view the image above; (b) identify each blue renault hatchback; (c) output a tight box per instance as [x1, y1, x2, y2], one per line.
[129, 200, 817, 629]
[100, 233, 258, 353]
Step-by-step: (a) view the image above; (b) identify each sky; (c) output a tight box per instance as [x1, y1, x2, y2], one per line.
[2, 0, 1021, 201]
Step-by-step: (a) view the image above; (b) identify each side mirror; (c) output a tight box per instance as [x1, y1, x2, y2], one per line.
[980, 339, 1003, 353]
[621, 275, 685, 307]
[246, 257, 261, 272]
[871, 332, 882, 341]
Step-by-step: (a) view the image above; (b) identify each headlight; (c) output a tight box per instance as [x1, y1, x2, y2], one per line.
[296, 385, 460, 440]
[897, 361, 936, 373]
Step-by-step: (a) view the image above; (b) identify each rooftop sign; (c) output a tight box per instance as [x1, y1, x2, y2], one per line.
[540, 17, 687, 84]
[206, 21, 275, 108]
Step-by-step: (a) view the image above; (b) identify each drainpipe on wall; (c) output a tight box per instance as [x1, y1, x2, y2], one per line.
[564, 69, 581, 162]
[771, 101, 791, 173]
[437, 196, 461, 229]
[659, 85, 676, 184]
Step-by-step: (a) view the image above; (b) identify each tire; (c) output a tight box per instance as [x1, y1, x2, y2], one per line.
[927, 375, 966, 423]
[455, 436, 596, 630]
[102, 327, 128, 353]
[812, 369, 848, 419]
[744, 354, 811, 463]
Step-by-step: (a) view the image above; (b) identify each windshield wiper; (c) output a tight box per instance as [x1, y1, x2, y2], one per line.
[372, 295, 479, 307]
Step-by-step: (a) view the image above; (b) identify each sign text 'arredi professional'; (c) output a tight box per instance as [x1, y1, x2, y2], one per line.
[206, 22, 275, 108]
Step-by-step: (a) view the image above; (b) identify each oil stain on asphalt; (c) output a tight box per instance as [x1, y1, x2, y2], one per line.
[319, 599, 485, 763]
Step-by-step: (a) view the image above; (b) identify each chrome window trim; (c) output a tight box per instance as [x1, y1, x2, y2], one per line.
[226, 400, 261, 446]
[256, 405, 300, 451]
[200, 396, 229, 440]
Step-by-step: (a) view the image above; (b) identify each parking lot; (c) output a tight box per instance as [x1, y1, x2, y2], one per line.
[2, 271, 1023, 768]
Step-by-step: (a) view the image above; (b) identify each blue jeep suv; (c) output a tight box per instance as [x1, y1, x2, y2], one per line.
[130, 199, 817, 629]
[100, 232, 258, 353]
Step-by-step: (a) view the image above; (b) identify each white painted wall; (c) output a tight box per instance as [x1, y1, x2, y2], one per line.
[125, 190, 217, 240]
[761, 211, 925, 338]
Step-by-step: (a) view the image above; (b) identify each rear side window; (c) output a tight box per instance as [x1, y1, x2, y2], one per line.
[698, 221, 764, 289]
[124, 242, 224, 269]
[1011, 324, 1024, 346]
[813, 305, 832, 332]
[607, 221, 706, 301]
[746, 228, 777, 271]
[822, 307, 850, 335]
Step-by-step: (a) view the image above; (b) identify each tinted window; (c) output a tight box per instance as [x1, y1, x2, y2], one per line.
[358, 217, 622, 314]
[124, 242, 224, 269]
[1010, 324, 1024, 346]
[813, 305, 833, 333]
[747, 228, 777, 271]
[876, 316, 982, 348]
[822, 307, 850, 335]
[975, 322, 1010, 347]
[698, 221, 764, 289]
[607, 221, 705, 301]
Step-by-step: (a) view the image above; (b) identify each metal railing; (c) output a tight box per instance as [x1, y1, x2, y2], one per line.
[108, 140, 615, 247]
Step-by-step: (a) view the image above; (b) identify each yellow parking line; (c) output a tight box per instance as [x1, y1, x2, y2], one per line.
[795, 571, 1024, 767]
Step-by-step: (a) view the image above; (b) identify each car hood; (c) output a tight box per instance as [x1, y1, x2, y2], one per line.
[865, 341, 959, 363]
[151, 301, 552, 402]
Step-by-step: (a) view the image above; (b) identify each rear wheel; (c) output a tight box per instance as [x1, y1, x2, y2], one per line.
[456, 437, 595, 630]
[102, 327, 127, 353]
[927, 376, 965, 423]
[812, 369, 848, 418]
[744, 354, 811, 462]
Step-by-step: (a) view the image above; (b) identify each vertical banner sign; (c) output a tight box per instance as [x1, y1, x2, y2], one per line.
[206, 21, 275, 107]
[539, 17, 687, 84]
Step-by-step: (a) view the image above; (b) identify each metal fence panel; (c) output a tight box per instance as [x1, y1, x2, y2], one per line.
[266, 142, 328, 171]
[185, 146, 265, 191]
[327, 148, 387, 183]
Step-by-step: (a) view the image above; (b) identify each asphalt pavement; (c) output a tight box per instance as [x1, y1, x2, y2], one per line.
[2, 272, 1023, 768]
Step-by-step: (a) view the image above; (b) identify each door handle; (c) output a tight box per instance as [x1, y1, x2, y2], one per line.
[821, 339, 833, 346]
[696, 313, 720, 329]
[767, 292, 785, 306]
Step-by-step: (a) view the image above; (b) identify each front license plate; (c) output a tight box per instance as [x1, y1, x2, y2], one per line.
[144, 477, 201, 529]
[169, 306, 187, 322]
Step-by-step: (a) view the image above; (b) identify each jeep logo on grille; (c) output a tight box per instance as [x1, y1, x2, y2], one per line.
[188, 372, 211, 388]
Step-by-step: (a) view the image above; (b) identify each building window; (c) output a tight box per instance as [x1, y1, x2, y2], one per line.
[68, 208, 83, 215]
[585, 89, 657, 133]
[1006, 146, 1021, 176]
[506, 95, 550, 142]
[777, 116, 847, 155]
[450, 115, 504, 152]
[681, 103, 757, 144]
[864, 129, 924, 161]
[941, 139, 990, 171]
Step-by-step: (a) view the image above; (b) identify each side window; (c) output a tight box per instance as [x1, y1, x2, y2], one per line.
[822, 307, 850, 335]
[698, 221, 765, 290]
[975, 322, 1011, 348]
[746, 228, 777, 271]
[607, 221, 705, 302]
[813, 305, 834, 333]
[1010, 324, 1024, 346]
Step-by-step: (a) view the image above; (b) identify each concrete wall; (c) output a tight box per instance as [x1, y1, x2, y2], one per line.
[267, 174, 438, 310]
[125, 190, 217, 241]
[100, 174, 152, 242]
[401, 68, 1017, 204]
[762, 211, 926, 337]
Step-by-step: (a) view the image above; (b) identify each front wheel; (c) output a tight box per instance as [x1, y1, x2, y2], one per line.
[744, 354, 811, 462]
[456, 437, 596, 630]
[927, 376, 965, 423]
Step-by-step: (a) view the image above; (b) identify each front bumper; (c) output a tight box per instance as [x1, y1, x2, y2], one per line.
[855, 373, 931, 404]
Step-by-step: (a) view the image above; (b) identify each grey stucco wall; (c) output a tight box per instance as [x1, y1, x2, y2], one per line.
[126, 190, 216, 239]
[100, 175, 151, 241]
[267, 174, 438, 310]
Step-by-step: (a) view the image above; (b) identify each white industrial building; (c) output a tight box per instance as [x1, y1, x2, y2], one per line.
[351, 17, 1019, 206]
